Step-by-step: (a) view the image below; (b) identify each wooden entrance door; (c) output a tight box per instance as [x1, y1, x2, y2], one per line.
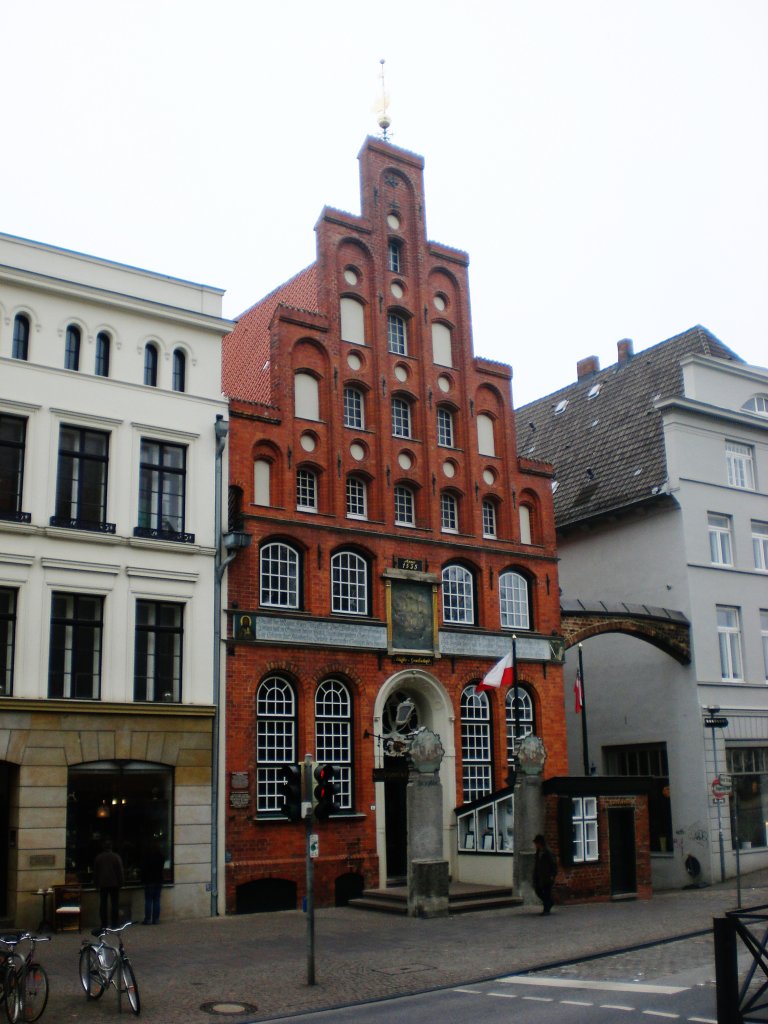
[608, 806, 637, 896]
[384, 756, 409, 882]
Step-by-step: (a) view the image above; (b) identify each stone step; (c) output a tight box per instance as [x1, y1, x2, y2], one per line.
[348, 884, 522, 915]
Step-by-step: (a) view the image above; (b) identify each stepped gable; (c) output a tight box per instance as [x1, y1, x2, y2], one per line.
[222, 263, 318, 403]
[515, 326, 742, 528]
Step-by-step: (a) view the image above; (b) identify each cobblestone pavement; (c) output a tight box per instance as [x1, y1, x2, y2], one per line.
[22, 871, 768, 1023]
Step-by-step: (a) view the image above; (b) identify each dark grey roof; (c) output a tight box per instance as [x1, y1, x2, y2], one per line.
[515, 326, 742, 528]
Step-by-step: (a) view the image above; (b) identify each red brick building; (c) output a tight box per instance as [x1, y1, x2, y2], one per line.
[221, 137, 566, 913]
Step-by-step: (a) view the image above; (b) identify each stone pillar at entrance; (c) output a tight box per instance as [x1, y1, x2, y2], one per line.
[512, 735, 547, 906]
[406, 728, 448, 918]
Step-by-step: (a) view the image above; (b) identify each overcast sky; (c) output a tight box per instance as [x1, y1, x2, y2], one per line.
[3, 0, 766, 406]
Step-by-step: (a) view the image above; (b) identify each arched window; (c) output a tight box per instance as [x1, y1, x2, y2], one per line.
[391, 396, 412, 438]
[260, 541, 300, 608]
[440, 492, 458, 533]
[482, 499, 497, 539]
[742, 395, 768, 417]
[296, 467, 318, 511]
[343, 386, 364, 429]
[477, 413, 495, 457]
[387, 239, 402, 274]
[499, 571, 531, 630]
[437, 406, 454, 447]
[172, 349, 186, 392]
[254, 459, 271, 506]
[346, 476, 367, 520]
[256, 675, 296, 814]
[394, 485, 415, 527]
[331, 550, 368, 615]
[387, 313, 407, 355]
[461, 685, 492, 803]
[506, 687, 535, 757]
[294, 371, 320, 420]
[95, 332, 110, 377]
[12, 314, 29, 360]
[144, 342, 158, 386]
[65, 325, 81, 371]
[431, 323, 452, 367]
[442, 564, 474, 624]
[316, 679, 353, 811]
[340, 297, 365, 344]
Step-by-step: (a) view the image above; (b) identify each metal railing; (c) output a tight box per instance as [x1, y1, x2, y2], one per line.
[714, 904, 768, 1023]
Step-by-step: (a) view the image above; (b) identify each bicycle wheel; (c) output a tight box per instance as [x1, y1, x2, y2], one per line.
[119, 959, 140, 1015]
[4, 969, 20, 1024]
[78, 947, 105, 1000]
[19, 965, 47, 1023]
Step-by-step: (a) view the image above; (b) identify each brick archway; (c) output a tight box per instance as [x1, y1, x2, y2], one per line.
[561, 602, 691, 665]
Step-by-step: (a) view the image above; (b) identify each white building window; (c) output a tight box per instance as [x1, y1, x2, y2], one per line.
[387, 314, 407, 355]
[340, 297, 365, 344]
[387, 240, 402, 274]
[296, 468, 318, 511]
[437, 406, 454, 447]
[726, 441, 755, 490]
[346, 476, 367, 520]
[394, 485, 415, 526]
[506, 688, 534, 758]
[343, 386, 364, 429]
[761, 611, 768, 681]
[717, 605, 743, 680]
[294, 372, 320, 421]
[440, 492, 458, 533]
[442, 564, 474, 624]
[742, 395, 768, 417]
[482, 500, 497, 539]
[708, 513, 733, 566]
[331, 551, 368, 616]
[256, 675, 296, 814]
[477, 413, 495, 457]
[461, 686, 492, 803]
[753, 521, 768, 571]
[392, 396, 412, 438]
[315, 679, 352, 810]
[260, 542, 299, 609]
[431, 323, 452, 367]
[499, 571, 530, 630]
[572, 797, 598, 862]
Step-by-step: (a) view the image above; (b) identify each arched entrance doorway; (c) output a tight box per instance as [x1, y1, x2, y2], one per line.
[372, 670, 455, 887]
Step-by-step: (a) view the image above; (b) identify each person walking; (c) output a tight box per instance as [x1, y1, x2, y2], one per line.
[93, 840, 124, 930]
[532, 833, 558, 915]
[141, 843, 165, 925]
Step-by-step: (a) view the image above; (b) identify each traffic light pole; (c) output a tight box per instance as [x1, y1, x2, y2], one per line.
[304, 752, 315, 986]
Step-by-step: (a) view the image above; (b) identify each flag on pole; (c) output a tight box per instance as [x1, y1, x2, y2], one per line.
[477, 652, 514, 691]
[574, 668, 584, 713]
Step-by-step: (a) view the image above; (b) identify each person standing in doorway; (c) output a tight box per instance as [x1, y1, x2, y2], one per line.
[93, 840, 124, 930]
[141, 843, 165, 925]
[532, 833, 558, 915]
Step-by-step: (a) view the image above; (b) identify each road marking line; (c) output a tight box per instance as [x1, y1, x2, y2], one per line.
[642, 1013, 679, 1019]
[487, 992, 518, 999]
[600, 1005, 635, 1012]
[500, 976, 687, 995]
[522, 995, 554, 1002]
[561, 1000, 594, 1006]
[688, 1018, 716, 1023]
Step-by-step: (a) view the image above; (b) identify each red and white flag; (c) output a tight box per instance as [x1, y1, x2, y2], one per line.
[477, 651, 514, 691]
[574, 668, 584, 713]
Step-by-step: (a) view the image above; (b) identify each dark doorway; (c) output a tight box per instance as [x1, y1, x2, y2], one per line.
[0, 763, 11, 918]
[335, 871, 364, 906]
[236, 878, 297, 913]
[608, 807, 637, 896]
[384, 756, 409, 882]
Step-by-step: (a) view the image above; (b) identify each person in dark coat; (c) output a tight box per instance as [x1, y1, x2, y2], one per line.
[532, 833, 557, 915]
[141, 843, 165, 925]
[93, 840, 124, 929]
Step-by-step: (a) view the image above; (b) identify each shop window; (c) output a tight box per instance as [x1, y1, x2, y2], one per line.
[65, 760, 173, 885]
[727, 747, 768, 849]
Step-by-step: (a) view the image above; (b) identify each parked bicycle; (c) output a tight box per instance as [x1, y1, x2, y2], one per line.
[0, 931, 50, 1023]
[79, 922, 140, 1015]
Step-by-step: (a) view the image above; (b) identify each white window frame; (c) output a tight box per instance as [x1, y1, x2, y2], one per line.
[331, 551, 368, 616]
[440, 492, 458, 533]
[437, 406, 454, 447]
[260, 542, 299, 609]
[482, 499, 497, 539]
[256, 675, 296, 814]
[708, 513, 733, 566]
[753, 521, 768, 572]
[761, 610, 768, 681]
[346, 476, 367, 520]
[506, 688, 534, 758]
[392, 396, 412, 439]
[461, 685, 492, 804]
[387, 240, 401, 274]
[387, 314, 407, 355]
[315, 679, 353, 810]
[394, 485, 415, 527]
[726, 441, 755, 490]
[572, 796, 599, 862]
[717, 604, 743, 681]
[343, 386, 364, 429]
[296, 467, 318, 512]
[499, 571, 530, 630]
[442, 564, 474, 624]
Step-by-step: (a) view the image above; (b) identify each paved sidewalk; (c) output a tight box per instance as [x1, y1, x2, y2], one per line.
[25, 871, 768, 1023]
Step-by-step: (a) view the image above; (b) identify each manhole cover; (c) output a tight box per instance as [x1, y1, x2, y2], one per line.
[200, 1002, 258, 1016]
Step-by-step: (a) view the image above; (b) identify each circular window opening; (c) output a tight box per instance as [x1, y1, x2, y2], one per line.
[398, 451, 413, 471]
[350, 442, 366, 462]
[344, 267, 359, 286]
[433, 293, 447, 312]
[437, 374, 451, 393]
[300, 433, 317, 453]
[394, 364, 408, 383]
[387, 213, 400, 230]
[482, 468, 496, 486]
[347, 352, 363, 371]
[390, 281, 404, 299]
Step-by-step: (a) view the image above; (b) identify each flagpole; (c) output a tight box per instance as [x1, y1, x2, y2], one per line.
[578, 643, 591, 776]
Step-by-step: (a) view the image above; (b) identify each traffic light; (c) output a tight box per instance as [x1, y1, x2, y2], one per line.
[279, 764, 303, 822]
[312, 763, 340, 820]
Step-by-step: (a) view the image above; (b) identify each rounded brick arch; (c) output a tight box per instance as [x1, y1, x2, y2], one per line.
[561, 613, 691, 665]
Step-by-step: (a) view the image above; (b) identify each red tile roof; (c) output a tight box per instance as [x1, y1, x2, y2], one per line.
[222, 264, 318, 403]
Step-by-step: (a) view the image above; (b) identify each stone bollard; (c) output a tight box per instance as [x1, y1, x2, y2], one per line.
[408, 858, 449, 918]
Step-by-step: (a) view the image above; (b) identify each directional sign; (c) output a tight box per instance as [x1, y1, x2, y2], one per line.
[704, 716, 729, 728]
[712, 776, 732, 797]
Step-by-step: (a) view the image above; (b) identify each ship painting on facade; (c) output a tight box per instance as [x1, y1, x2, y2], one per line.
[221, 137, 565, 912]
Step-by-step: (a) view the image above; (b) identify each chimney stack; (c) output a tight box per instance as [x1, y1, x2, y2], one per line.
[617, 338, 634, 365]
[577, 355, 600, 381]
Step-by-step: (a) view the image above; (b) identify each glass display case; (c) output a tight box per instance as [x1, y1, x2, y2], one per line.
[457, 793, 514, 854]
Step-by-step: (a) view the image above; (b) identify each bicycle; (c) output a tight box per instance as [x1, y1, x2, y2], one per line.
[79, 922, 140, 1015]
[0, 931, 50, 1023]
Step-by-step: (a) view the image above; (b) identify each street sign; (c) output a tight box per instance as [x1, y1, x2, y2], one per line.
[713, 796, 727, 804]
[704, 716, 729, 728]
[712, 776, 732, 797]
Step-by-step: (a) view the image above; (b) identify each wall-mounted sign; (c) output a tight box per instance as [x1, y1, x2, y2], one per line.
[387, 579, 439, 656]
[229, 792, 250, 809]
[233, 614, 256, 640]
[231, 772, 249, 790]
[394, 557, 424, 572]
